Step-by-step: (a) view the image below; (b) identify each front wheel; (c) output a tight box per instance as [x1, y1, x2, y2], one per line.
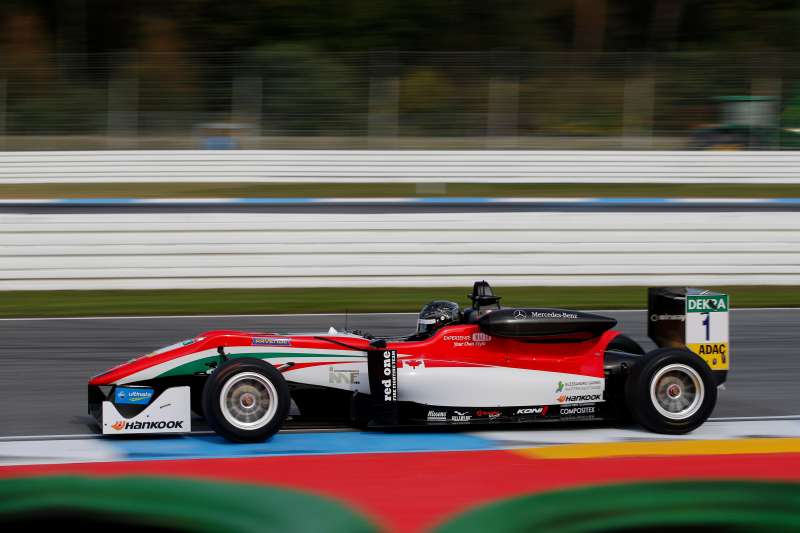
[202, 358, 290, 443]
[625, 348, 717, 434]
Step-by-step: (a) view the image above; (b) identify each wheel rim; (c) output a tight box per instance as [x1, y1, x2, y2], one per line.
[649, 363, 705, 420]
[219, 372, 278, 430]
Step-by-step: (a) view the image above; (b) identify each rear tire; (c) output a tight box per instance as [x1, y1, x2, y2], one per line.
[202, 358, 290, 443]
[607, 334, 645, 355]
[625, 348, 716, 434]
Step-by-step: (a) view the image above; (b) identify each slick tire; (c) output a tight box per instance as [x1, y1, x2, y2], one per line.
[625, 348, 717, 434]
[606, 334, 645, 355]
[202, 358, 290, 443]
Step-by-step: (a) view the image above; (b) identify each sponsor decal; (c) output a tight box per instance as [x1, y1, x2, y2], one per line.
[529, 311, 578, 319]
[694, 343, 727, 356]
[515, 407, 547, 416]
[252, 337, 292, 346]
[650, 314, 685, 322]
[329, 367, 360, 385]
[559, 405, 595, 417]
[146, 338, 197, 357]
[686, 294, 729, 313]
[513, 310, 527, 319]
[451, 410, 471, 422]
[114, 387, 154, 405]
[557, 379, 604, 394]
[427, 410, 447, 422]
[475, 410, 501, 419]
[403, 359, 424, 369]
[111, 420, 184, 431]
[557, 393, 602, 403]
[443, 332, 492, 347]
[380, 350, 397, 402]
[688, 342, 730, 370]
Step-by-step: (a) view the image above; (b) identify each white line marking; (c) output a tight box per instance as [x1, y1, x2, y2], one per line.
[0, 427, 355, 442]
[1, 416, 798, 442]
[707, 415, 800, 422]
[0, 312, 419, 322]
[0, 307, 795, 321]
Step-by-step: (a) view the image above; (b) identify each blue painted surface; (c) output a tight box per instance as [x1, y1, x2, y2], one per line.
[3, 197, 800, 207]
[110, 430, 496, 461]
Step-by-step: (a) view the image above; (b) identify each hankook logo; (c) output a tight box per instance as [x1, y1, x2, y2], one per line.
[111, 420, 184, 431]
[557, 393, 601, 403]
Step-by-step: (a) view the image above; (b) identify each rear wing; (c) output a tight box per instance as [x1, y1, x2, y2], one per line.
[648, 288, 730, 375]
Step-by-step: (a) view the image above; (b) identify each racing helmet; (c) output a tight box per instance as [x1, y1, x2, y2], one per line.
[417, 300, 461, 335]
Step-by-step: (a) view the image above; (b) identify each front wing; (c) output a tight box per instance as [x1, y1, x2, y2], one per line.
[90, 385, 191, 435]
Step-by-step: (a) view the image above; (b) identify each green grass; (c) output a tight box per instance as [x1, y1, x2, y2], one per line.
[2, 286, 797, 318]
[2, 182, 800, 198]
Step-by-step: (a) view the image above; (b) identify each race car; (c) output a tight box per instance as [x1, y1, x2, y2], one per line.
[88, 282, 730, 442]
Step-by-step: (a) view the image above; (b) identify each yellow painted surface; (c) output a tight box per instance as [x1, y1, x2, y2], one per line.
[688, 342, 730, 370]
[514, 437, 800, 460]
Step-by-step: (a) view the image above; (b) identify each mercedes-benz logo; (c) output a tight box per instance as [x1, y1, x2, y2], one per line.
[513, 310, 527, 319]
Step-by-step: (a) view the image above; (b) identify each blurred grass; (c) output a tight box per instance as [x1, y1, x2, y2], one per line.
[2, 182, 800, 198]
[1, 286, 798, 317]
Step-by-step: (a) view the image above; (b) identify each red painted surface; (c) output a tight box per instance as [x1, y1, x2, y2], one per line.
[1, 449, 798, 532]
[91, 324, 615, 385]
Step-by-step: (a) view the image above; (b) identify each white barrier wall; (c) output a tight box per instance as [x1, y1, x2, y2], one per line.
[2, 150, 800, 184]
[2, 210, 798, 290]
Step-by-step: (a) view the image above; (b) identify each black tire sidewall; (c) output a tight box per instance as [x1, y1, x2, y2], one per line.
[625, 348, 717, 434]
[202, 358, 290, 443]
[607, 333, 645, 355]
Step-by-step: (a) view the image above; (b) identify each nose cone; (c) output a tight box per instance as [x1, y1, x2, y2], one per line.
[89, 356, 143, 385]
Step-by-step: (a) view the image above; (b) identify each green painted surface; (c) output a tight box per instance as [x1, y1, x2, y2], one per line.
[435, 480, 800, 533]
[1, 286, 799, 318]
[0, 475, 377, 533]
[3, 182, 800, 198]
[158, 351, 365, 378]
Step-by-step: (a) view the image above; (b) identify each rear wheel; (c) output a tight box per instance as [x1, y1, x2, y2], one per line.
[625, 348, 716, 434]
[607, 334, 645, 355]
[202, 358, 290, 443]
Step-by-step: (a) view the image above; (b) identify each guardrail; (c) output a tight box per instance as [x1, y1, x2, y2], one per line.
[2, 209, 798, 290]
[2, 150, 800, 184]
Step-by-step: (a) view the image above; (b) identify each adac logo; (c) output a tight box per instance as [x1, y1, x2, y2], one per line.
[111, 421, 125, 431]
[555, 381, 565, 393]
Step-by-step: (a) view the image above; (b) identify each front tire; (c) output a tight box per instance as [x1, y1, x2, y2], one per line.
[202, 358, 290, 443]
[625, 348, 717, 434]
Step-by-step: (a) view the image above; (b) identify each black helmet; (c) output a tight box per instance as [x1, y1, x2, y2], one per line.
[417, 300, 461, 335]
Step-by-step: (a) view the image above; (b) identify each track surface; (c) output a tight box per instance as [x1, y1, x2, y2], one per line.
[0, 309, 797, 437]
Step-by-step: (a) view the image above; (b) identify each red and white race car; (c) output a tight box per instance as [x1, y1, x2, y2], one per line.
[88, 282, 729, 442]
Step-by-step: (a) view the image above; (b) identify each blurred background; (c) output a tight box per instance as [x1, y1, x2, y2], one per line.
[3, 0, 800, 151]
[3, 4, 800, 532]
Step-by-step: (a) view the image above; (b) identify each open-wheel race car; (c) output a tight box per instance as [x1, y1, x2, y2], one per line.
[88, 282, 730, 442]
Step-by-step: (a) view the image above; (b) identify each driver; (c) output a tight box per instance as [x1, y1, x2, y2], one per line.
[409, 300, 461, 340]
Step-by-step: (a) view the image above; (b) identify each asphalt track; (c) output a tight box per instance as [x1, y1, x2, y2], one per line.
[0, 309, 797, 437]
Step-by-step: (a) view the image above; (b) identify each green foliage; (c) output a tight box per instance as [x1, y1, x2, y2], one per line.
[247, 43, 364, 135]
[1, 286, 798, 318]
[7, 82, 105, 134]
